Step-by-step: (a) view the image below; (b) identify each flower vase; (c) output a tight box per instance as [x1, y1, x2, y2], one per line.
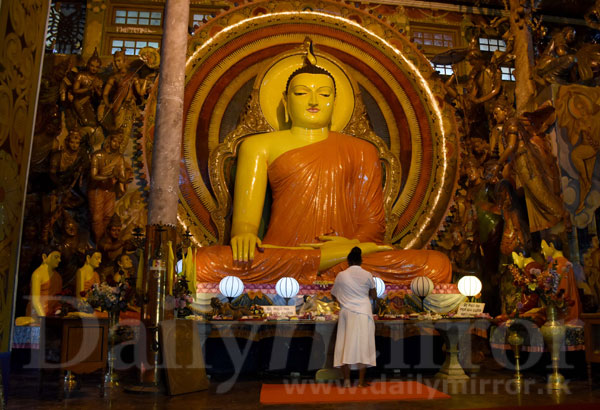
[104, 310, 120, 389]
[540, 304, 566, 390]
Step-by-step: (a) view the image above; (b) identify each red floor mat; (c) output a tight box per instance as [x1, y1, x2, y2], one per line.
[259, 381, 451, 404]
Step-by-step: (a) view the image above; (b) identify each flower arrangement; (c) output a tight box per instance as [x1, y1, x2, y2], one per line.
[86, 281, 132, 313]
[509, 257, 573, 312]
[249, 304, 265, 318]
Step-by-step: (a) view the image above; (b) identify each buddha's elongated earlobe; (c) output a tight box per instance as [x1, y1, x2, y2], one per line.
[282, 92, 289, 123]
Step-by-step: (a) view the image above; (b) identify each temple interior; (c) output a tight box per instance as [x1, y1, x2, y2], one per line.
[2, 0, 600, 408]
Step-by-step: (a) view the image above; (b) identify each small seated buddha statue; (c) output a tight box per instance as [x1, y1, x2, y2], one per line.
[76, 250, 102, 299]
[195, 46, 452, 285]
[26, 250, 63, 318]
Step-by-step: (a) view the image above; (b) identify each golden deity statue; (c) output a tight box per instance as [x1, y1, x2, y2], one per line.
[494, 100, 568, 232]
[88, 131, 128, 243]
[195, 40, 452, 285]
[100, 49, 147, 153]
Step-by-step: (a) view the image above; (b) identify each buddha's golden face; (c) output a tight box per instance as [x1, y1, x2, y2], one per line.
[88, 252, 102, 269]
[44, 251, 62, 269]
[286, 73, 335, 129]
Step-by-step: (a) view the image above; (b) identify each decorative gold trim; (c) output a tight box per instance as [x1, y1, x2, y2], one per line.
[207, 64, 262, 152]
[347, 68, 401, 158]
[208, 89, 274, 243]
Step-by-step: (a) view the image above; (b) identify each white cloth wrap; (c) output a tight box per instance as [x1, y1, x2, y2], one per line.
[334, 309, 376, 368]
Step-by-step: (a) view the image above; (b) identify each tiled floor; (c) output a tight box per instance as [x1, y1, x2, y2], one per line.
[5, 358, 600, 410]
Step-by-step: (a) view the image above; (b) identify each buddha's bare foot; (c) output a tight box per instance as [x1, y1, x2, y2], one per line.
[358, 381, 370, 388]
[343, 380, 351, 388]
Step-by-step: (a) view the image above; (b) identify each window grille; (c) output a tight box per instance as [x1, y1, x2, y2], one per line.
[115, 9, 162, 26]
[479, 38, 506, 52]
[46, 1, 86, 54]
[111, 39, 160, 55]
[501, 66, 515, 81]
[413, 30, 454, 48]
[431, 63, 454, 76]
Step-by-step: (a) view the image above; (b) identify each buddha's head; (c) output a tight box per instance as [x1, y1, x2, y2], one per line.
[284, 65, 336, 130]
[86, 251, 102, 269]
[43, 251, 62, 269]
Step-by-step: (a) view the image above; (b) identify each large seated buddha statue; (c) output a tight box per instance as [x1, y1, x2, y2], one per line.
[195, 41, 452, 285]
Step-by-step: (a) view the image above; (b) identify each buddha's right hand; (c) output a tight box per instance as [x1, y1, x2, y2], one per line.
[231, 233, 262, 263]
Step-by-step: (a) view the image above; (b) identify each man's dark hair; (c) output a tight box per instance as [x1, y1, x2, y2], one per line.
[285, 64, 336, 94]
[347, 246, 362, 266]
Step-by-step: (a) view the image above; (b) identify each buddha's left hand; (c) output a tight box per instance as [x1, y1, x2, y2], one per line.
[305, 235, 393, 251]
[301, 236, 394, 270]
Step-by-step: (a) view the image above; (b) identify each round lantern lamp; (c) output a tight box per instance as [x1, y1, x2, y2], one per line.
[219, 276, 244, 303]
[410, 276, 434, 311]
[276, 277, 300, 305]
[373, 277, 386, 298]
[457, 276, 482, 302]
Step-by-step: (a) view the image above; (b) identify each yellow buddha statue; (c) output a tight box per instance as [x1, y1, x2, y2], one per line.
[195, 45, 452, 285]
[76, 250, 102, 299]
[27, 250, 63, 317]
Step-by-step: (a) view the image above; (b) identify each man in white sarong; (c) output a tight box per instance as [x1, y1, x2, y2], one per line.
[331, 247, 377, 387]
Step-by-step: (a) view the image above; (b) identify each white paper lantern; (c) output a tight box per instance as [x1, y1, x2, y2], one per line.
[276, 277, 300, 300]
[373, 277, 386, 298]
[457, 276, 482, 298]
[219, 276, 244, 300]
[410, 276, 434, 298]
[411, 276, 433, 311]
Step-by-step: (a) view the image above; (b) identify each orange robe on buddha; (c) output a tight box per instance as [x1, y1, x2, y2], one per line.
[196, 132, 452, 285]
[27, 273, 63, 317]
[83, 271, 100, 295]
